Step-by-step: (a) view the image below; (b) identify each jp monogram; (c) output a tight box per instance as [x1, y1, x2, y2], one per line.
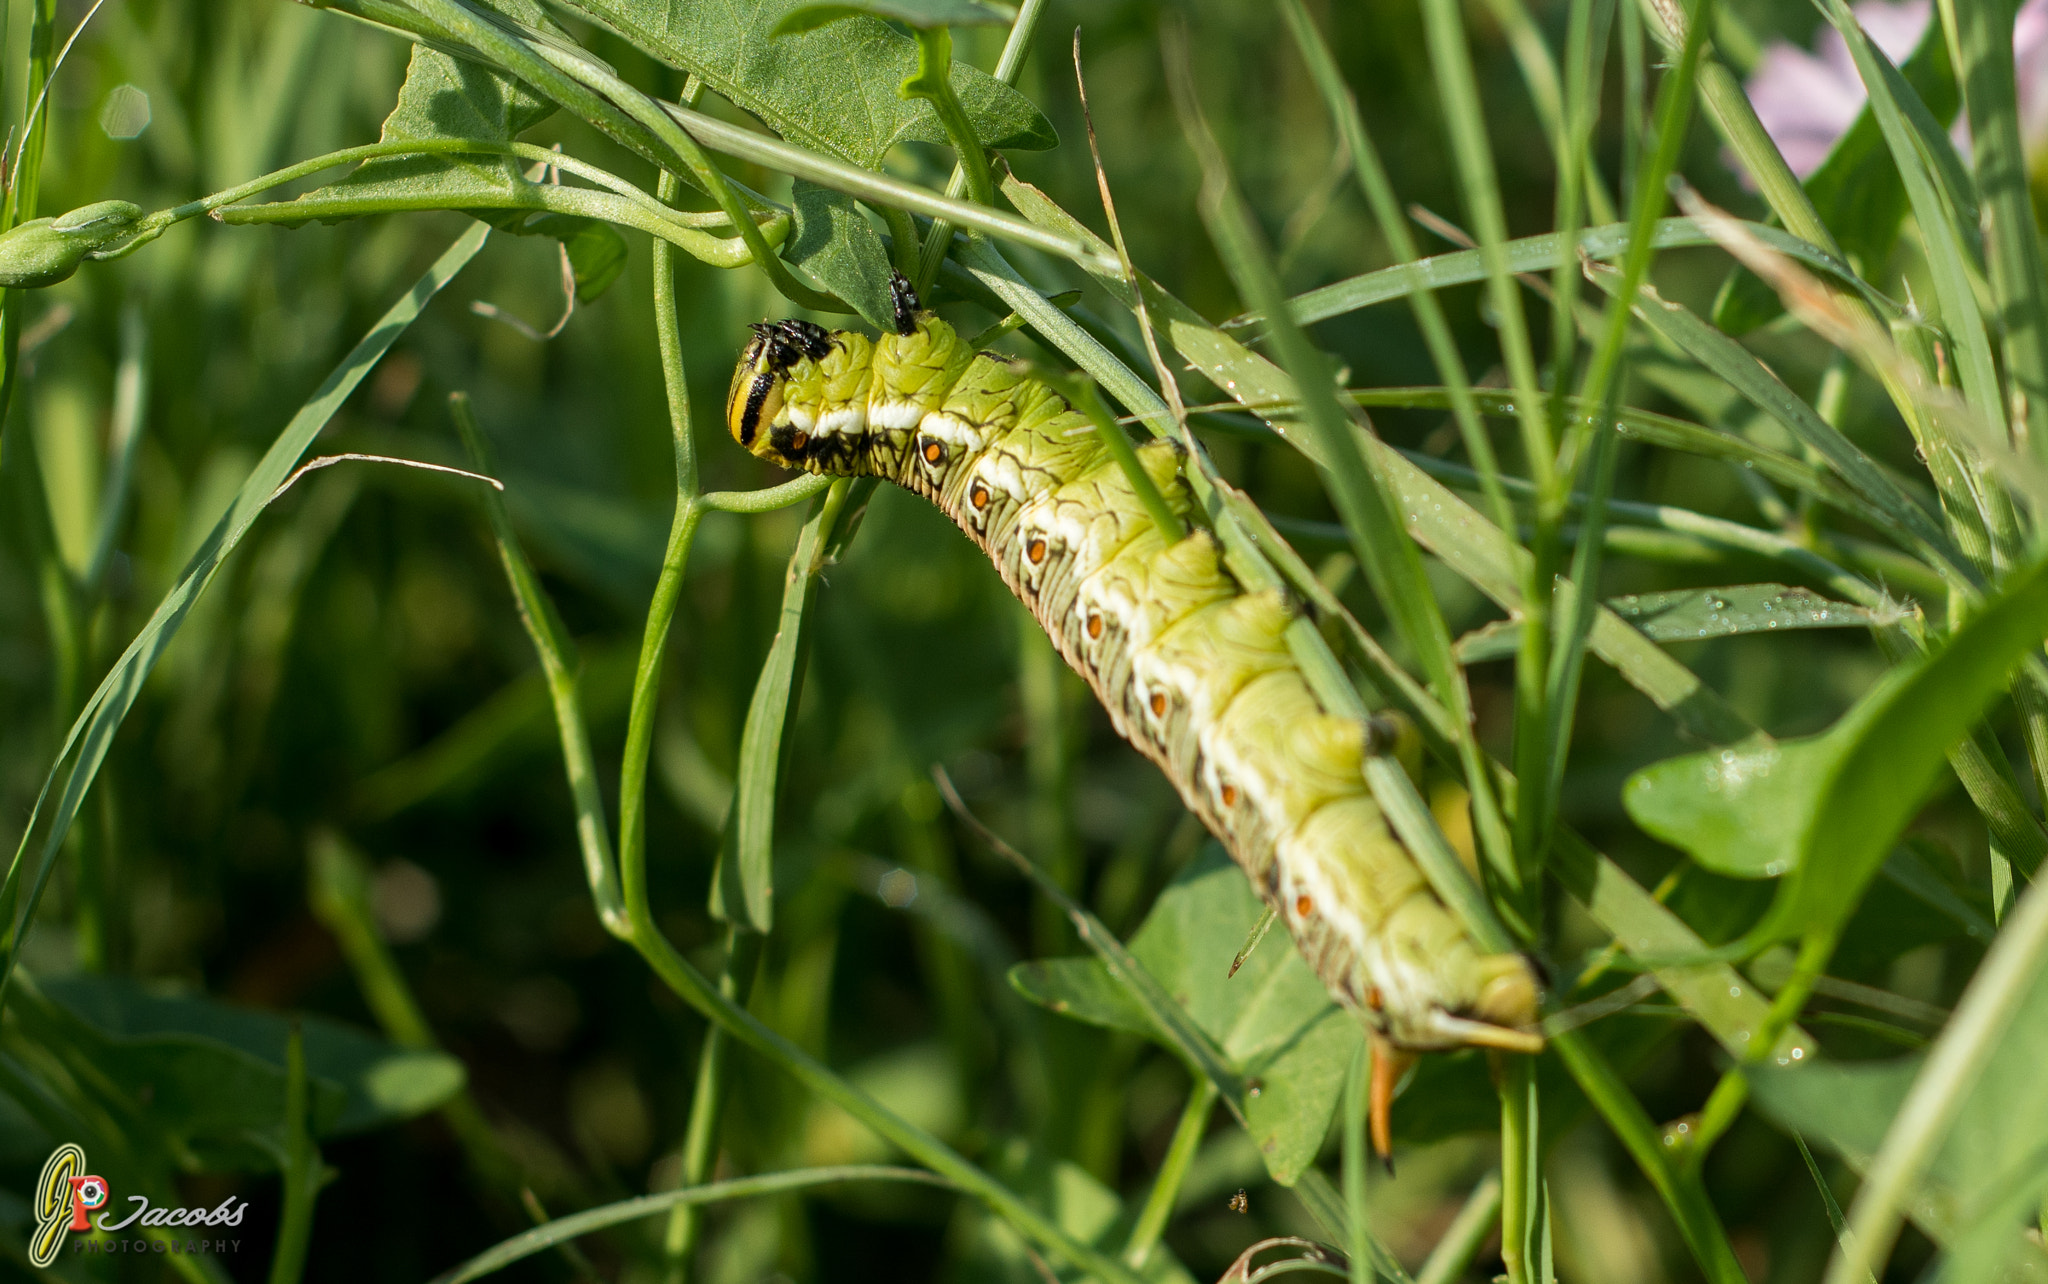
[27, 1143, 247, 1267]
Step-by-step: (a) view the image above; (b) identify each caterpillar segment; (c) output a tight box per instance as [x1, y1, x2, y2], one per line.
[727, 304, 1544, 1149]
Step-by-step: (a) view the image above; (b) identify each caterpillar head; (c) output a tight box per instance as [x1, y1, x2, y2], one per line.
[727, 318, 833, 466]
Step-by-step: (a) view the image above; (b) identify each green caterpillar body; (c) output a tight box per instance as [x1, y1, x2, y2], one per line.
[727, 311, 1541, 1057]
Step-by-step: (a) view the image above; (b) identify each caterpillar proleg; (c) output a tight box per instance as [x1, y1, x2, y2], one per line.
[726, 296, 1542, 1145]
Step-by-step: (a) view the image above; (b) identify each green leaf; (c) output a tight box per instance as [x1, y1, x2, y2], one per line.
[784, 180, 895, 330]
[16, 972, 463, 1169]
[550, 0, 1054, 168]
[561, 216, 628, 302]
[776, 0, 1013, 34]
[1453, 585, 1876, 664]
[1009, 846, 1361, 1184]
[1712, 18, 1957, 334]
[273, 45, 556, 224]
[1624, 556, 2048, 945]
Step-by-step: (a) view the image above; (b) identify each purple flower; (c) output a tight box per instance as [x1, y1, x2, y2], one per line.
[1739, 0, 2048, 184]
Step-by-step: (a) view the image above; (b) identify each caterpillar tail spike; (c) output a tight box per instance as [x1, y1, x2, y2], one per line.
[1369, 1033, 1414, 1169]
[725, 296, 1543, 1091]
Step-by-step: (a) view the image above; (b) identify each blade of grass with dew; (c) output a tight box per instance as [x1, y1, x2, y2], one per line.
[1826, 0, 2007, 452]
[1277, 0, 1521, 890]
[1260, 218, 1888, 329]
[0, 222, 491, 994]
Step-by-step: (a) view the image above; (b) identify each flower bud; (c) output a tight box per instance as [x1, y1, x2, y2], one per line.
[0, 200, 143, 288]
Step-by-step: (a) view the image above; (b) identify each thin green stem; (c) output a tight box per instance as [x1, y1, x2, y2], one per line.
[621, 168, 706, 935]
[662, 929, 760, 1283]
[1497, 1055, 1536, 1284]
[1686, 928, 1835, 1165]
[1123, 1075, 1217, 1268]
[267, 1026, 324, 1284]
[1415, 1174, 1502, 1284]
[1344, 1045, 1373, 1284]
[917, 0, 1047, 284]
[902, 26, 993, 296]
[1550, 1030, 1747, 1284]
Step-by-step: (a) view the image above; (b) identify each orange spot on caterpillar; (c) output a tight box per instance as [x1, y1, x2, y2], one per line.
[1366, 985, 1384, 1011]
[1221, 783, 1238, 806]
[922, 440, 943, 463]
[790, 430, 810, 452]
[1295, 894, 1313, 917]
[1027, 538, 1047, 565]
[971, 484, 990, 510]
[1086, 613, 1103, 639]
[1149, 692, 1167, 717]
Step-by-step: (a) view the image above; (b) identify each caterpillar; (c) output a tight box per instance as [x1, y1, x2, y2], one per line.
[726, 289, 1542, 1149]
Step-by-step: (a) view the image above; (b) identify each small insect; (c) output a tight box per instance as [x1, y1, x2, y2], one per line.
[1229, 1188, 1250, 1214]
[726, 280, 1545, 1151]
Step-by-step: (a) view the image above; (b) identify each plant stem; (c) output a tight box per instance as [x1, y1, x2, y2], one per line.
[662, 929, 760, 1283]
[267, 1026, 324, 1284]
[1123, 1074, 1216, 1268]
[1344, 1045, 1374, 1284]
[1415, 1173, 1502, 1284]
[1497, 1055, 1536, 1284]
[917, 0, 1047, 282]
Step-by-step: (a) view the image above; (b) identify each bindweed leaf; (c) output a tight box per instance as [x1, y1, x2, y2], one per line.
[1009, 846, 1359, 1184]
[776, 0, 1013, 34]
[785, 180, 895, 329]
[549, 0, 1053, 168]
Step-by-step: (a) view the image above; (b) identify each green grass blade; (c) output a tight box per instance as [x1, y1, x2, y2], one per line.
[1265, 217, 1891, 332]
[1828, 845, 2048, 1284]
[430, 1167, 957, 1284]
[714, 478, 859, 932]
[0, 221, 491, 992]
[1824, 0, 2006, 450]
[452, 392, 630, 936]
[1413, 0, 1551, 500]
[1957, 0, 2048, 478]
[1586, 266, 1965, 575]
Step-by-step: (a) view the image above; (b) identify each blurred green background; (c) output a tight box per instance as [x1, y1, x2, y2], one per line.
[0, 1, 1987, 1281]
